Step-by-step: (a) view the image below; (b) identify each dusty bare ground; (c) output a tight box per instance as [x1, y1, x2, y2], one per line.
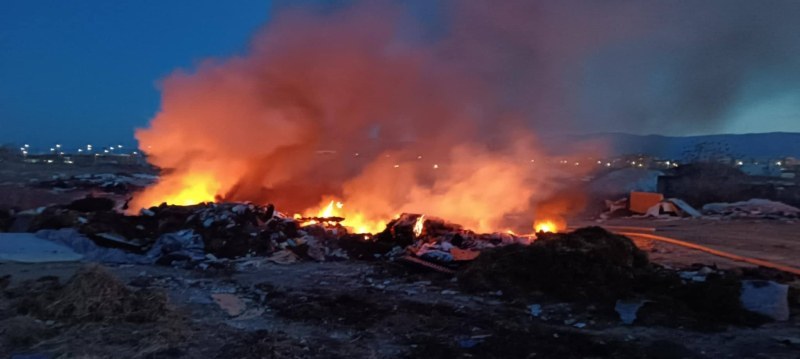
[575, 218, 800, 270]
[0, 161, 154, 210]
[0, 259, 799, 359]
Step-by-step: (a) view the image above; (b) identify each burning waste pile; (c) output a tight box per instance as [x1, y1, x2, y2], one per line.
[12, 197, 535, 268]
[4, 196, 796, 329]
[2, 2, 796, 343]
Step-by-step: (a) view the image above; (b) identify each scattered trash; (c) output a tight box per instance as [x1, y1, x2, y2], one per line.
[147, 230, 206, 264]
[529, 304, 543, 317]
[629, 192, 664, 214]
[703, 199, 800, 219]
[615, 299, 647, 325]
[679, 267, 715, 282]
[35, 228, 148, 264]
[740, 280, 790, 321]
[773, 336, 800, 346]
[266, 250, 299, 265]
[211, 293, 247, 317]
[457, 338, 479, 349]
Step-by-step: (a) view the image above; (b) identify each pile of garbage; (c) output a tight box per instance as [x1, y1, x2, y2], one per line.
[32, 173, 157, 195]
[2, 199, 796, 329]
[600, 192, 798, 220]
[458, 227, 648, 300]
[457, 227, 791, 328]
[702, 199, 800, 219]
[7, 199, 535, 267]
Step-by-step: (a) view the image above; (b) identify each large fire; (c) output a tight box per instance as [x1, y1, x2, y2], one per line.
[295, 199, 387, 234]
[133, 172, 220, 207]
[534, 217, 567, 233]
[128, 2, 596, 234]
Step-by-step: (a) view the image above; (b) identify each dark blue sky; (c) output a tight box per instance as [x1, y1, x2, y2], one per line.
[2, 0, 800, 150]
[0, 0, 270, 148]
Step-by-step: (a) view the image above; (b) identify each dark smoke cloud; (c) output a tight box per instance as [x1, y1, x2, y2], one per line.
[274, 0, 800, 135]
[132, 0, 800, 232]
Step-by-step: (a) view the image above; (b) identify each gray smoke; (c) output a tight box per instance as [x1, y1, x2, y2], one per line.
[273, 0, 800, 135]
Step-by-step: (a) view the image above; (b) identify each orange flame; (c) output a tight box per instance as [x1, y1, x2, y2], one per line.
[130, 172, 220, 209]
[413, 215, 425, 237]
[128, 2, 600, 231]
[534, 218, 566, 233]
[298, 199, 386, 234]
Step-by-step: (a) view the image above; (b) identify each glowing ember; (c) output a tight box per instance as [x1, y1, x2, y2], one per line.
[413, 215, 425, 237]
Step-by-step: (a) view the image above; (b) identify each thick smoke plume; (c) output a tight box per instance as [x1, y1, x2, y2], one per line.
[133, 0, 800, 231]
[132, 2, 591, 232]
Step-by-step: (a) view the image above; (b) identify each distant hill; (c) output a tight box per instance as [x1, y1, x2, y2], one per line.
[545, 132, 800, 160]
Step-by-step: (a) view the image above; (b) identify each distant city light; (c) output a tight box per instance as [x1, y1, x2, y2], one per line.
[776, 161, 782, 166]
[117, 145, 123, 148]
[24, 144, 29, 148]
[55, 144, 61, 148]
[50, 148, 55, 152]
[393, 164, 400, 168]
[736, 161, 743, 166]
[433, 164, 439, 169]
[78, 149, 83, 152]
[417, 155, 423, 160]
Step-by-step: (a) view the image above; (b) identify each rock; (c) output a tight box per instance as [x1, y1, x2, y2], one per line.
[65, 196, 116, 212]
[0, 316, 50, 348]
[740, 280, 790, 321]
[211, 293, 247, 317]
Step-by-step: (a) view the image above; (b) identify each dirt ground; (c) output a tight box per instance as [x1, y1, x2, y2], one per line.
[1, 259, 799, 359]
[0, 161, 154, 209]
[574, 218, 800, 271]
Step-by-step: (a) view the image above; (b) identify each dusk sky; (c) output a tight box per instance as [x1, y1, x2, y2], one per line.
[1, 0, 270, 148]
[2, 0, 800, 149]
